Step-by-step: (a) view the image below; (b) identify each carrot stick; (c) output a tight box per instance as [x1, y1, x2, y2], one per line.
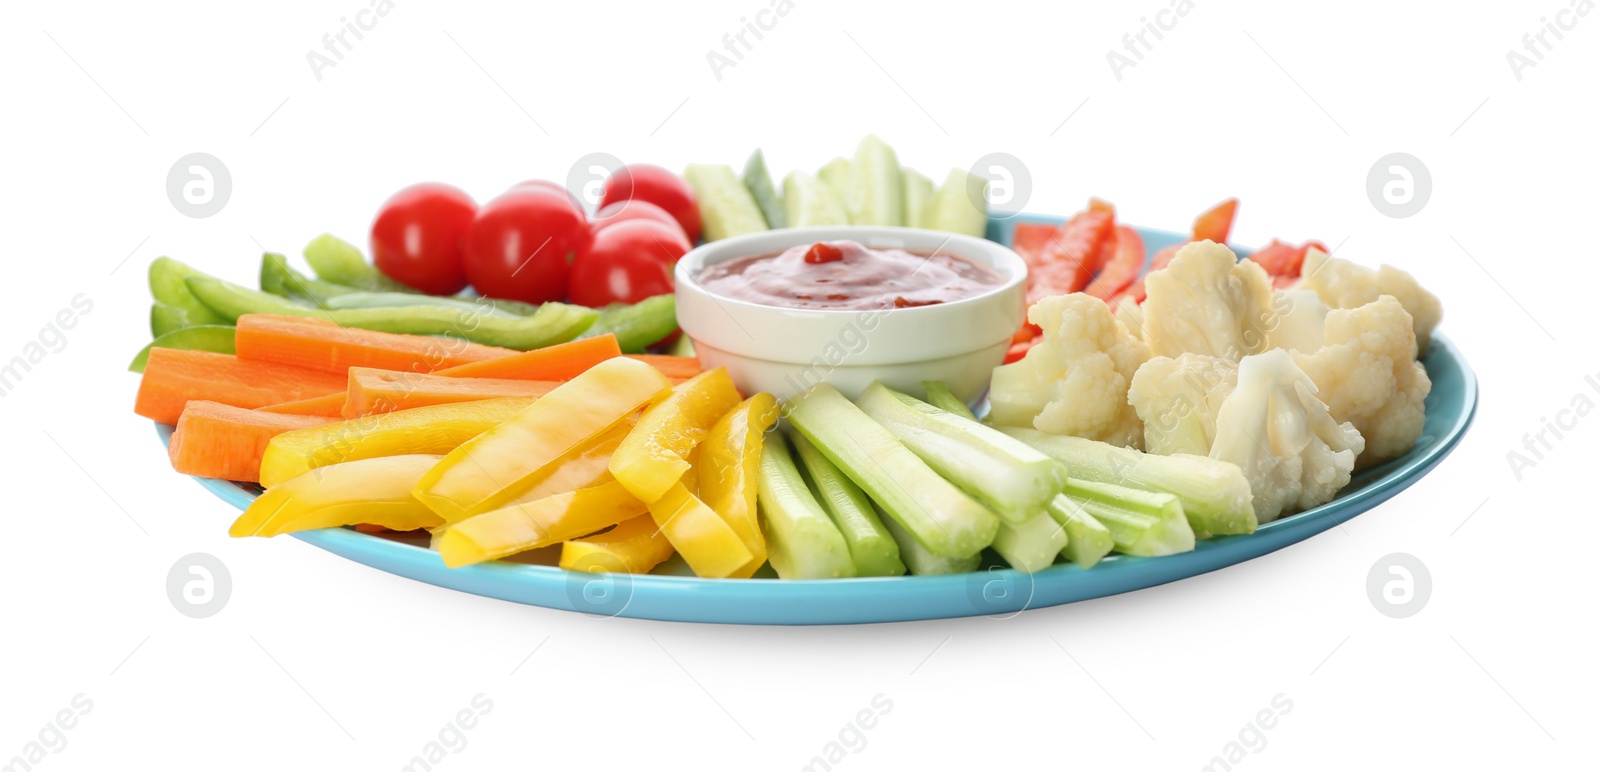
[234, 314, 516, 375]
[135, 348, 348, 426]
[257, 392, 348, 418]
[433, 334, 622, 380]
[626, 354, 702, 383]
[342, 368, 559, 418]
[169, 401, 333, 482]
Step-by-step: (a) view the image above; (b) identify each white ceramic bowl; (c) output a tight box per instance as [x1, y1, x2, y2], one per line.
[674, 226, 1027, 404]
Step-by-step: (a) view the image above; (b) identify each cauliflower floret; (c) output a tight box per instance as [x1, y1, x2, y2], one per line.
[1297, 248, 1442, 353]
[1209, 349, 1365, 521]
[1128, 353, 1239, 455]
[1113, 295, 1145, 340]
[1293, 295, 1431, 467]
[1142, 240, 1278, 361]
[1265, 289, 1330, 354]
[989, 293, 1148, 448]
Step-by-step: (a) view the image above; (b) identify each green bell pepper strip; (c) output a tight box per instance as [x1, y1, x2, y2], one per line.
[302, 233, 417, 293]
[148, 257, 229, 326]
[150, 302, 193, 337]
[128, 325, 237, 373]
[578, 294, 679, 353]
[260, 252, 361, 305]
[264, 251, 551, 318]
[322, 291, 520, 318]
[185, 276, 598, 351]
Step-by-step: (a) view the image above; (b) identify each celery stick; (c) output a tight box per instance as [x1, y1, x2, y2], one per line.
[997, 426, 1257, 537]
[1063, 479, 1194, 557]
[791, 434, 906, 577]
[1047, 494, 1114, 569]
[668, 332, 696, 357]
[880, 510, 982, 576]
[855, 382, 1063, 524]
[922, 380, 978, 421]
[991, 512, 1067, 573]
[756, 434, 856, 579]
[785, 384, 999, 558]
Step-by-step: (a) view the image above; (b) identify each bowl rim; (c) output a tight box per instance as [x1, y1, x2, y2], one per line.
[674, 225, 1028, 318]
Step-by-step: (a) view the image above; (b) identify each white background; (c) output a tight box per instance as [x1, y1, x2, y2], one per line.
[1, 0, 1594, 769]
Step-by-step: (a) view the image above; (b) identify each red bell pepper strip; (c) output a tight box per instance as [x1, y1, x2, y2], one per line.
[1010, 222, 1062, 267]
[1248, 238, 1327, 287]
[1084, 226, 1146, 301]
[1191, 198, 1238, 244]
[1003, 339, 1033, 365]
[1117, 243, 1181, 304]
[1027, 208, 1114, 303]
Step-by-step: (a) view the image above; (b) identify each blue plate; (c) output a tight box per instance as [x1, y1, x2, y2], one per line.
[159, 221, 1477, 625]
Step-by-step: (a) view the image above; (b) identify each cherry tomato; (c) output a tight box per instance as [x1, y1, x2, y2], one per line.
[510, 179, 583, 210]
[599, 164, 701, 244]
[569, 219, 691, 307]
[464, 187, 589, 303]
[370, 183, 477, 295]
[589, 199, 685, 238]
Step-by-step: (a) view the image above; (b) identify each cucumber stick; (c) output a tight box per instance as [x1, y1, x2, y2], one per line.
[303, 233, 417, 292]
[785, 383, 999, 558]
[882, 512, 981, 576]
[991, 512, 1067, 573]
[683, 164, 768, 241]
[921, 380, 976, 421]
[791, 433, 905, 577]
[148, 257, 229, 327]
[903, 168, 935, 229]
[997, 426, 1257, 537]
[817, 157, 868, 225]
[854, 382, 1063, 524]
[1047, 494, 1114, 569]
[782, 171, 849, 227]
[1064, 478, 1194, 557]
[929, 168, 988, 238]
[742, 149, 786, 230]
[853, 134, 904, 226]
[756, 434, 856, 579]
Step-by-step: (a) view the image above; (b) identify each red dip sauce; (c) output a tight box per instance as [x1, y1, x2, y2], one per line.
[696, 240, 1003, 310]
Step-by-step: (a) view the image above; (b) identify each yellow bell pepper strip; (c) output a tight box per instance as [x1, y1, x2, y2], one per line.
[696, 393, 780, 578]
[230, 454, 445, 537]
[560, 515, 675, 574]
[436, 480, 647, 568]
[647, 479, 753, 578]
[452, 420, 634, 525]
[610, 368, 742, 504]
[413, 357, 670, 520]
[258, 397, 536, 488]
